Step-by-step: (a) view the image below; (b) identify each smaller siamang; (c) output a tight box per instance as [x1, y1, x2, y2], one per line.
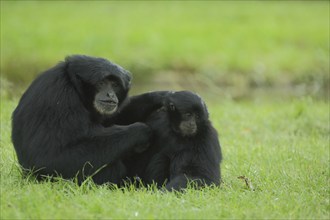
[140, 91, 222, 191]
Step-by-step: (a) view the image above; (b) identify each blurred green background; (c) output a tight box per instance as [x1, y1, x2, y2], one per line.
[1, 1, 329, 99]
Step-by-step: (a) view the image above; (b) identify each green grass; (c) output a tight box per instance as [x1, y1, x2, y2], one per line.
[1, 1, 329, 93]
[1, 94, 329, 219]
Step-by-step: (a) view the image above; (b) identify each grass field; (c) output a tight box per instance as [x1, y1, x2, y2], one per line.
[0, 1, 329, 219]
[1, 94, 329, 219]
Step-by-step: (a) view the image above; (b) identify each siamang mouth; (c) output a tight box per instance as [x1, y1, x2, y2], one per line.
[99, 100, 118, 106]
[184, 128, 197, 135]
[179, 126, 197, 137]
[94, 99, 118, 115]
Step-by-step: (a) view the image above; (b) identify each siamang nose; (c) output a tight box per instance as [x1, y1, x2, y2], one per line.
[107, 92, 117, 102]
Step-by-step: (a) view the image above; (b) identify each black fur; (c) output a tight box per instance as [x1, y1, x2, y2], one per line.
[12, 55, 166, 185]
[138, 91, 222, 191]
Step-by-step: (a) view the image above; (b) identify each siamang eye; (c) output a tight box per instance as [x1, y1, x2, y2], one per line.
[169, 103, 175, 111]
[96, 81, 106, 90]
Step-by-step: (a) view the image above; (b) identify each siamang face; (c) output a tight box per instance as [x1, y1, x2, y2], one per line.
[94, 78, 123, 115]
[166, 91, 209, 137]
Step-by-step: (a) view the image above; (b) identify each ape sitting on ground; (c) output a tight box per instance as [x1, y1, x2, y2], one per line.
[12, 55, 166, 185]
[141, 91, 222, 191]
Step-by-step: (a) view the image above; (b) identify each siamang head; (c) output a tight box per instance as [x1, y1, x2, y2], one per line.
[65, 55, 132, 116]
[165, 91, 209, 137]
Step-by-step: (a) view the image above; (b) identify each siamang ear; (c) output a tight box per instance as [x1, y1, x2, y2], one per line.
[122, 71, 132, 90]
[202, 100, 209, 117]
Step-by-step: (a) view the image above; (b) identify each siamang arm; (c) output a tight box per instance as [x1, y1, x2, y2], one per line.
[114, 91, 170, 125]
[38, 122, 151, 180]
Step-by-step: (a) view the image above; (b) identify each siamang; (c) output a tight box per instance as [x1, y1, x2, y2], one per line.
[135, 91, 222, 191]
[12, 55, 166, 185]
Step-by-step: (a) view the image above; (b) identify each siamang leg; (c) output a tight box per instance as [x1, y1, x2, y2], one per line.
[91, 161, 127, 185]
[144, 153, 170, 187]
[165, 175, 189, 191]
[165, 175, 206, 191]
[36, 123, 151, 184]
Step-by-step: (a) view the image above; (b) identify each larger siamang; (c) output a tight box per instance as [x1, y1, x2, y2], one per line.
[12, 55, 166, 185]
[131, 91, 222, 191]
